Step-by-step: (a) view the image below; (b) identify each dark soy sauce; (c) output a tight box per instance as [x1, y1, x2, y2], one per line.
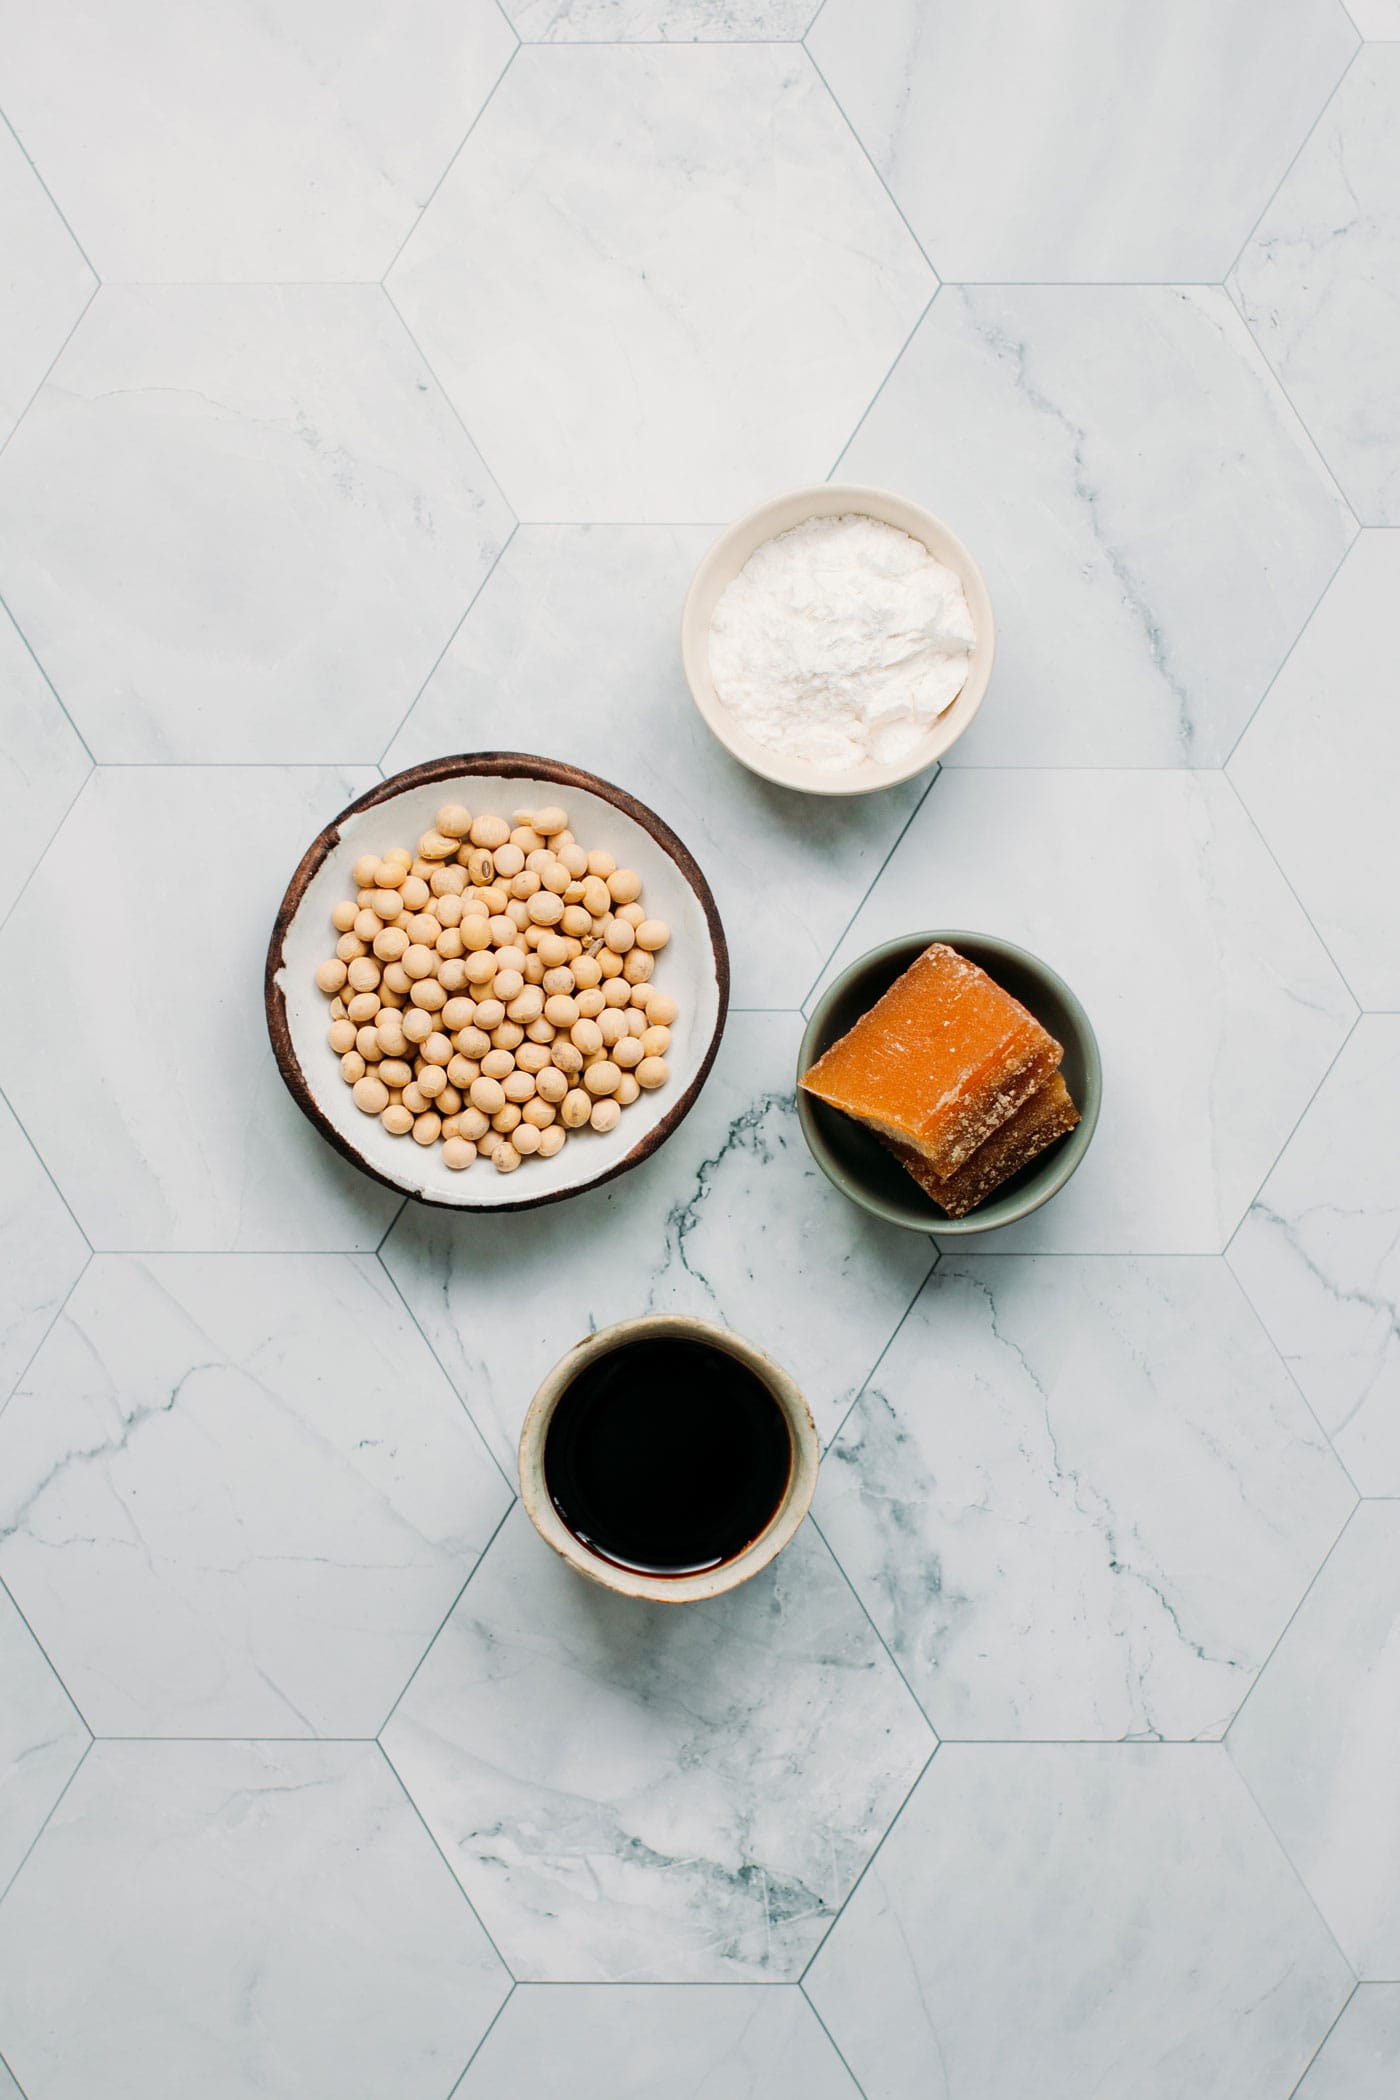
[544, 1336, 793, 1578]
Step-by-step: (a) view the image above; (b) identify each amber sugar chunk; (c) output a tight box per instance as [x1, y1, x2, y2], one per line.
[801, 942, 1062, 1178]
[888, 1071, 1080, 1218]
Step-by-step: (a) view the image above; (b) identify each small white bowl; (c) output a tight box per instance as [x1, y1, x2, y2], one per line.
[681, 482, 995, 797]
[266, 754, 729, 1212]
[518, 1314, 819, 1604]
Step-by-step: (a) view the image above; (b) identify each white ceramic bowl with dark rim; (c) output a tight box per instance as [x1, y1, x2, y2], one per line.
[518, 1313, 820, 1604]
[680, 482, 995, 796]
[265, 754, 729, 1212]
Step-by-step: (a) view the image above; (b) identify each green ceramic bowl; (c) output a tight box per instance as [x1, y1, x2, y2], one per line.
[797, 931, 1101, 1235]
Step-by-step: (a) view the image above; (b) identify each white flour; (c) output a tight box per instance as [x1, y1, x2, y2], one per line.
[707, 513, 977, 772]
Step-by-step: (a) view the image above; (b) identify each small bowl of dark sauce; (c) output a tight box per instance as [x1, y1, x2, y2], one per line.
[519, 1315, 819, 1603]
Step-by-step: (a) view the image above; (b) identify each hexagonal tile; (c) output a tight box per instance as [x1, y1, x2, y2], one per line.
[1230, 1503, 1400, 1977]
[0, 114, 93, 446]
[1232, 49, 1400, 526]
[383, 1012, 934, 1471]
[811, 770, 1355, 1252]
[0, 287, 512, 761]
[0, 1, 515, 281]
[1295, 1988, 1400, 2100]
[0, 764, 399, 1250]
[384, 526, 923, 1005]
[382, 1505, 933, 1981]
[1229, 1019, 1399, 1493]
[817, 1256, 1353, 1741]
[0, 1585, 86, 1897]
[806, 1746, 1351, 2100]
[386, 45, 933, 522]
[0, 1095, 85, 1408]
[836, 286, 1355, 765]
[456, 1985, 860, 2098]
[0, 1253, 509, 1737]
[0, 1740, 509, 2100]
[1230, 533, 1398, 1010]
[505, 0, 814, 32]
[0, 602, 89, 907]
[808, 0, 1356, 281]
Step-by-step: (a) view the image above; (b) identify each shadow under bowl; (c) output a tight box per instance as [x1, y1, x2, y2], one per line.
[797, 931, 1101, 1236]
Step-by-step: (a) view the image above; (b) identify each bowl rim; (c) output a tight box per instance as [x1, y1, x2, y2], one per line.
[680, 481, 996, 798]
[517, 1312, 820, 1603]
[797, 929, 1102, 1235]
[265, 752, 731, 1214]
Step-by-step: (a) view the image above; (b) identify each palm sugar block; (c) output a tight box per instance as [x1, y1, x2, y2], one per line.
[802, 942, 1064, 1179]
[889, 1071, 1080, 1218]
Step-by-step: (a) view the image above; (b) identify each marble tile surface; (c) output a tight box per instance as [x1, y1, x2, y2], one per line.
[0, 1255, 509, 1738]
[1346, 0, 1400, 30]
[817, 1257, 1354, 1741]
[382, 1506, 933, 1981]
[1230, 531, 1399, 1010]
[0, 286, 512, 762]
[1294, 1988, 1400, 2100]
[0, 1095, 86, 1408]
[0, 600, 90, 904]
[456, 1985, 861, 2098]
[0, 114, 93, 446]
[838, 286, 1355, 766]
[0, 764, 400, 1251]
[384, 525, 923, 1005]
[506, 0, 817, 32]
[1229, 1502, 1400, 1977]
[0, 0, 515, 282]
[808, 0, 1356, 281]
[1232, 48, 1400, 525]
[0, 1585, 87, 1897]
[807, 1745, 1352, 2100]
[387, 45, 933, 522]
[1230, 1019, 1400, 1493]
[383, 1012, 934, 1469]
[0, 1740, 509, 2100]
[0, 2058, 19, 2100]
[813, 769, 1355, 1252]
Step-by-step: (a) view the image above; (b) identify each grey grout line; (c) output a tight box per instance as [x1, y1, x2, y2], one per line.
[0, 278, 99, 474]
[798, 766, 943, 1015]
[0, 1251, 92, 1436]
[0, 2044, 30, 2100]
[1221, 769, 1362, 1020]
[820, 1249, 938, 1455]
[797, 1739, 939, 1985]
[376, 1494, 518, 1741]
[446, 1982, 516, 2097]
[375, 1738, 518, 1981]
[0, 1571, 94, 1742]
[0, 1085, 92, 1253]
[1221, 273, 1363, 526]
[810, 1507, 938, 1737]
[378, 279, 520, 551]
[0, 1737, 92, 1910]
[374, 1245, 519, 1501]
[1222, 527, 1362, 770]
[1227, 1743, 1361, 1989]
[447, 1982, 518, 2100]
[379, 43, 521, 285]
[0, 104, 101, 278]
[0, 584, 96, 766]
[799, 1982, 872, 2099]
[376, 1195, 410, 1254]
[1223, 1505, 1359, 1748]
[1222, 36, 1364, 285]
[824, 285, 938, 478]
[1286, 1979, 1359, 2100]
[800, 42, 938, 279]
[802, 0, 834, 38]
[373, 519, 520, 767]
[1223, 1233, 1368, 1503]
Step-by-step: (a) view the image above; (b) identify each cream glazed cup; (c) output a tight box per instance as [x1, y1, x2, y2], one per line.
[680, 481, 996, 795]
[518, 1313, 819, 1603]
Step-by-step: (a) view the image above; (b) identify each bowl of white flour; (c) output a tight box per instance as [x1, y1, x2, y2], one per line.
[681, 484, 994, 794]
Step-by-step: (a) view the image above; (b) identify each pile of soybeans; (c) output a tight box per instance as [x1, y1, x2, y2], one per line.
[313, 800, 676, 1177]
